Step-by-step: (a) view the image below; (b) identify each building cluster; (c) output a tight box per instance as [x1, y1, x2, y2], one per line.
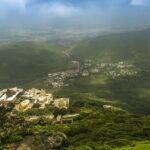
[20, 88, 54, 109]
[47, 69, 79, 88]
[0, 87, 80, 124]
[46, 60, 138, 88]
[0, 87, 70, 112]
[99, 61, 138, 79]
[46, 59, 99, 88]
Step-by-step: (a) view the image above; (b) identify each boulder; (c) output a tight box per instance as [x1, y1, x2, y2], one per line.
[4, 132, 68, 150]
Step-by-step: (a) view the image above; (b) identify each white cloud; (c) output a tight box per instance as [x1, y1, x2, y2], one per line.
[39, 2, 81, 17]
[3, 0, 27, 5]
[130, 0, 146, 6]
[0, 0, 28, 15]
[0, 0, 81, 18]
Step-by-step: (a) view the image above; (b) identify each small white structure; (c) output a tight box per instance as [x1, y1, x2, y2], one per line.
[90, 68, 99, 74]
[22, 88, 40, 99]
[81, 70, 89, 77]
[52, 82, 64, 88]
[103, 105, 112, 109]
[0, 89, 7, 97]
[54, 98, 69, 109]
[35, 90, 53, 109]
[0, 87, 23, 103]
[56, 115, 62, 122]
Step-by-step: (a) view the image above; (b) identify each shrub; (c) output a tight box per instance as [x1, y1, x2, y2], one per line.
[7, 134, 23, 143]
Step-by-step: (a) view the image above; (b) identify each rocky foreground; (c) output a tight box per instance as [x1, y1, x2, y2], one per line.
[4, 132, 68, 150]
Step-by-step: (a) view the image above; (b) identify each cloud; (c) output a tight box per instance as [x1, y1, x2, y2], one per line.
[0, 0, 149, 18]
[130, 0, 149, 6]
[0, 0, 82, 18]
[38, 2, 81, 17]
[0, 0, 28, 17]
[0, 0, 150, 29]
[130, 0, 143, 5]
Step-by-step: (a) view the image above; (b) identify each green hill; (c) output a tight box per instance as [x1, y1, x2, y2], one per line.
[1, 28, 150, 89]
[1, 100, 150, 150]
[71, 28, 150, 66]
[0, 42, 69, 88]
[64, 29, 150, 115]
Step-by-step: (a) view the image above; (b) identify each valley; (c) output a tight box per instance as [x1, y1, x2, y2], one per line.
[0, 29, 150, 149]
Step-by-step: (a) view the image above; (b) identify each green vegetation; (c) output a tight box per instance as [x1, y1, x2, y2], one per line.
[114, 141, 150, 150]
[89, 74, 109, 85]
[0, 29, 150, 149]
[60, 107, 150, 150]
[53, 70, 150, 115]
[0, 42, 70, 88]
[71, 29, 150, 64]
[0, 102, 150, 149]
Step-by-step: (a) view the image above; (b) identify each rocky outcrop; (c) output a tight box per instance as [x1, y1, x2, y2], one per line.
[4, 132, 68, 150]
[46, 132, 68, 149]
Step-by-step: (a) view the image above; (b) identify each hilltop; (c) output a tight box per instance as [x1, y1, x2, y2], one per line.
[0, 87, 150, 150]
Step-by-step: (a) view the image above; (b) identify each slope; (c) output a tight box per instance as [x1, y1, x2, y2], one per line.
[0, 42, 69, 88]
[71, 28, 150, 65]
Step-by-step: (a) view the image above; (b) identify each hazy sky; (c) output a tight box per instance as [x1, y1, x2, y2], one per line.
[0, 0, 150, 30]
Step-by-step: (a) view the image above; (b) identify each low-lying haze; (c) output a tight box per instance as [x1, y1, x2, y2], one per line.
[0, 0, 150, 41]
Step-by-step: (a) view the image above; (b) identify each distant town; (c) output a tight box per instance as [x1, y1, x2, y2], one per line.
[46, 60, 138, 88]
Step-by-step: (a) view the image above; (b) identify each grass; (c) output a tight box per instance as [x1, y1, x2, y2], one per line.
[53, 70, 150, 115]
[71, 28, 150, 63]
[1, 96, 150, 149]
[89, 74, 109, 85]
[0, 42, 70, 89]
[61, 106, 150, 150]
[114, 141, 150, 150]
